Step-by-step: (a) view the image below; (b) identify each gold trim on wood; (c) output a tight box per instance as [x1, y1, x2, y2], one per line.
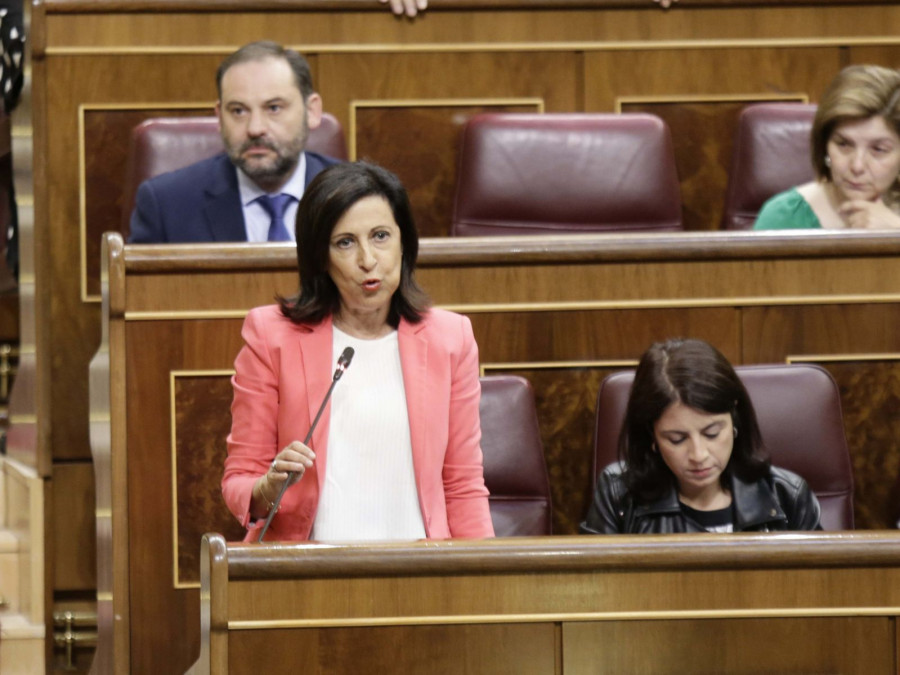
[228, 605, 900, 631]
[123, 293, 900, 322]
[480, 360, 639, 376]
[42, 36, 900, 58]
[125, 310, 250, 321]
[615, 92, 810, 114]
[787, 353, 900, 364]
[78, 102, 218, 305]
[348, 97, 544, 162]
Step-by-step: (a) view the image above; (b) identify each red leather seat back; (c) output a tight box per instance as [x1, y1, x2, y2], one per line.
[480, 375, 552, 536]
[451, 113, 683, 236]
[722, 103, 818, 230]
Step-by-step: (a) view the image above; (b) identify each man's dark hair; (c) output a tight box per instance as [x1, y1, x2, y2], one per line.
[216, 41, 315, 101]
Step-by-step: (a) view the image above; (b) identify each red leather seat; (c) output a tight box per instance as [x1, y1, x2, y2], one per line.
[722, 103, 818, 230]
[451, 113, 683, 236]
[592, 363, 854, 530]
[121, 113, 347, 228]
[479, 375, 552, 536]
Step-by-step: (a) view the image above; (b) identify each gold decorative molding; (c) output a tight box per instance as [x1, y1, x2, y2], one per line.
[123, 293, 900, 322]
[229, 605, 900, 631]
[43, 36, 900, 58]
[616, 92, 809, 113]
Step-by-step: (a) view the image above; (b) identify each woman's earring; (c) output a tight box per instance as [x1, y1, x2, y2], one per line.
[733, 426, 739, 439]
[825, 155, 832, 168]
[651, 442, 658, 453]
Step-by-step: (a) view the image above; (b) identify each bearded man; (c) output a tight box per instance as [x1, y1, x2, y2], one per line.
[128, 41, 340, 243]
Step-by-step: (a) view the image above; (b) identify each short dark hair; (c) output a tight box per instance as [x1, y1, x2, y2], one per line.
[812, 64, 900, 204]
[216, 41, 315, 101]
[619, 338, 769, 502]
[279, 161, 430, 326]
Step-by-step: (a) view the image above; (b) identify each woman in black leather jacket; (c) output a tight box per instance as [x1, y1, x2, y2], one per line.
[580, 339, 821, 534]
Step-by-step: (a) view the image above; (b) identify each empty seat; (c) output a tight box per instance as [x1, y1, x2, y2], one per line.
[721, 103, 818, 230]
[592, 363, 854, 530]
[451, 113, 683, 236]
[120, 113, 348, 228]
[479, 375, 552, 536]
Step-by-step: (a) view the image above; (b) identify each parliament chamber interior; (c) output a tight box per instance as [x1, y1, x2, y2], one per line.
[3, 0, 900, 672]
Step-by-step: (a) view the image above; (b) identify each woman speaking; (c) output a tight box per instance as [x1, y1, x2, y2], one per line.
[223, 162, 494, 542]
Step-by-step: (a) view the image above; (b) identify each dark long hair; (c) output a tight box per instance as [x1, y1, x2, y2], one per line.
[278, 161, 430, 326]
[620, 338, 770, 501]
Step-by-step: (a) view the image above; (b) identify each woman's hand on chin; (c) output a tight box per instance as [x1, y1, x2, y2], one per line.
[839, 199, 900, 229]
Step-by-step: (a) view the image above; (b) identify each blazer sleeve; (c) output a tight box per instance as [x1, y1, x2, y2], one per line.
[222, 309, 280, 531]
[442, 314, 495, 538]
[128, 179, 167, 243]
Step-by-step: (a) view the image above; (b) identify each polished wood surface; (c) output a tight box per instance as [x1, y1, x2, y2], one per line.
[91, 230, 900, 673]
[199, 532, 900, 674]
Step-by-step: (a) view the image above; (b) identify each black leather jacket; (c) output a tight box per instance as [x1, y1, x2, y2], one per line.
[580, 462, 822, 534]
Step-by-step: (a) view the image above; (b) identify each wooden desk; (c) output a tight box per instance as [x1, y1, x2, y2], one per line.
[92, 229, 900, 673]
[199, 532, 900, 674]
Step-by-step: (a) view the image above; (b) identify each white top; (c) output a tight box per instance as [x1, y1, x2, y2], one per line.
[311, 326, 425, 542]
[236, 152, 308, 242]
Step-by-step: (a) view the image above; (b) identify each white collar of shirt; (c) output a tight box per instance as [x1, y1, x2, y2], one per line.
[236, 152, 307, 243]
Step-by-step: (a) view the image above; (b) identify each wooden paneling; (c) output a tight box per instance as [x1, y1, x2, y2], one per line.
[229, 624, 559, 675]
[563, 618, 894, 674]
[174, 374, 243, 584]
[51, 461, 97, 590]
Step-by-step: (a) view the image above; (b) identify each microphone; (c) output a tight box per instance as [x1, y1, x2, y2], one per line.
[256, 346, 355, 542]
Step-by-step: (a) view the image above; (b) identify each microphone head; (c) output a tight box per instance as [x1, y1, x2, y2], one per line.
[337, 346, 354, 371]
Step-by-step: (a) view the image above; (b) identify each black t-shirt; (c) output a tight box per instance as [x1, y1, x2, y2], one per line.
[679, 501, 734, 533]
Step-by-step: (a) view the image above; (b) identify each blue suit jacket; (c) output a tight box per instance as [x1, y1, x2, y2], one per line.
[127, 151, 340, 243]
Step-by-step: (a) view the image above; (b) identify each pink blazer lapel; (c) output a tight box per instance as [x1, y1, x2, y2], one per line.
[298, 316, 335, 496]
[398, 319, 429, 483]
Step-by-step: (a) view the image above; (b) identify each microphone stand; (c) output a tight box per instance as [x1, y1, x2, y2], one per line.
[256, 348, 354, 542]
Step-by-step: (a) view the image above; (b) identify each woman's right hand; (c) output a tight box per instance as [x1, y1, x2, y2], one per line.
[252, 441, 317, 517]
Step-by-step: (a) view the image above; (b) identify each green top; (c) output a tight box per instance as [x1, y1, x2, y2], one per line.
[753, 189, 822, 230]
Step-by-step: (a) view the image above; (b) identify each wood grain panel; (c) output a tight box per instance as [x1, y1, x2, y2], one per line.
[821, 360, 900, 530]
[583, 48, 840, 112]
[229, 624, 558, 675]
[563, 617, 894, 674]
[51, 461, 97, 590]
[354, 101, 540, 237]
[173, 374, 243, 585]
[318, 51, 579, 123]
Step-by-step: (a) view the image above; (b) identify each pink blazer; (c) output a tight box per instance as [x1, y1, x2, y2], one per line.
[222, 305, 495, 542]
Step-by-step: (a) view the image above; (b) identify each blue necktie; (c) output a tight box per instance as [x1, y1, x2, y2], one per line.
[257, 193, 294, 242]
